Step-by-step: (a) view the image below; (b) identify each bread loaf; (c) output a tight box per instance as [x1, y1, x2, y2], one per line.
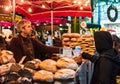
[40, 59, 57, 73]
[54, 69, 76, 80]
[24, 59, 41, 69]
[56, 57, 78, 70]
[33, 70, 54, 82]
[0, 50, 15, 64]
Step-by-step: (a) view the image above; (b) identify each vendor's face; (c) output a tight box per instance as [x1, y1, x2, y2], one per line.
[22, 22, 32, 36]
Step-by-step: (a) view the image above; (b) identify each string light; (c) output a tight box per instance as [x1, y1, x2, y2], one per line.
[5, 6, 9, 11]
[28, 7, 32, 12]
[41, 4, 46, 8]
[20, 0, 24, 3]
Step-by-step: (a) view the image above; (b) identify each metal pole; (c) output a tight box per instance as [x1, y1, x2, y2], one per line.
[51, 10, 53, 36]
[12, 0, 16, 35]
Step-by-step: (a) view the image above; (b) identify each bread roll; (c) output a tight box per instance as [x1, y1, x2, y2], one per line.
[24, 59, 41, 69]
[62, 38, 70, 42]
[0, 50, 14, 64]
[54, 69, 76, 79]
[56, 57, 78, 70]
[62, 33, 71, 38]
[40, 59, 57, 73]
[71, 33, 81, 38]
[33, 70, 54, 82]
[70, 38, 77, 42]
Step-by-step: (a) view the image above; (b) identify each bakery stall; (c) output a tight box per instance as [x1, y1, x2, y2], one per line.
[0, 33, 95, 84]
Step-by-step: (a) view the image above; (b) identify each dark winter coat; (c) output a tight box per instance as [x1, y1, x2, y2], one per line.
[82, 31, 120, 84]
[9, 34, 59, 63]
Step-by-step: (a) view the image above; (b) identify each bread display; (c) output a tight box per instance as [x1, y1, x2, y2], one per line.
[24, 59, 41, 70]
[40, 59, 57, 73]
[62, 33, 96, 55]
[0, 50, 15, 64]
[54, 69, 76, 80]
[80, 34, 96, 55]
[56, 57, 78, 70]
[62, 33, 81, 48]
[0, 63, 12, 75]
[33, 70, 54, 82]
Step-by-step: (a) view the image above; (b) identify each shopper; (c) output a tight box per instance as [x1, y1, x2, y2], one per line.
[112, 34, 120, 53]
[82, 31, 120, 84]
[9, 19, 60, 63]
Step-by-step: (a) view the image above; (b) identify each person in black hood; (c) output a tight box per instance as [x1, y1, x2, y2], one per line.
[82, 31, 120, 84]
[112, 34, 120, 53]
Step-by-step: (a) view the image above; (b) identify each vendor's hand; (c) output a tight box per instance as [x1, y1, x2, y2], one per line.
[73, 55, 82, 65]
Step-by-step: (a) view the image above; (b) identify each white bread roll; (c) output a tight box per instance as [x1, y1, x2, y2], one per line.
[40, 59, 57, 73]
[54, 69, 76, 79]
[56, 57, 78, 70]
[33, 70, 54, 82]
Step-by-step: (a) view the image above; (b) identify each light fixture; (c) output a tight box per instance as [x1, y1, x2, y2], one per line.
[80, 7, 83, 10]
[20, 0, 24, 3]
[78, 1, 81, 4]
[28, 7, 32, 12]
[41, 4, 46, 8]
[5, 6, 9, 11]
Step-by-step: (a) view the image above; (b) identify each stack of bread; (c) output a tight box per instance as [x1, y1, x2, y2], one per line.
[33, 57, 78, 84]
[79, 34, 96, 55]
[62, 33, 81, 48]
[62, 33, 96, 55]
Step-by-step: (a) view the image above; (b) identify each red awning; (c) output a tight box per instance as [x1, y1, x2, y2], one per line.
[15, 0, 92, 20]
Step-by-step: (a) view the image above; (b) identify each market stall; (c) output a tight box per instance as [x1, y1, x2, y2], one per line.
[0, 33, 95, 84]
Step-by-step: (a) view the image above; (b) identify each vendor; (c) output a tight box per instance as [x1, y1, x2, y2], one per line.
[9, 19, 60, 63]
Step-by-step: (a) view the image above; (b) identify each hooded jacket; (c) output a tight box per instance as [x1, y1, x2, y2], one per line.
[82, 31, 120, 84]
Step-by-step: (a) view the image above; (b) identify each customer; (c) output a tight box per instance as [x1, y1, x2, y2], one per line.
[82, 31, 120, 84]
[112, 34, 120, 53]
[9, 19, 60, 63]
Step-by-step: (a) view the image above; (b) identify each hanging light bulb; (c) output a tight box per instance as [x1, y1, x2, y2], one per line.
[80, 7, 83, 10]
[41, 4, 45, 8]
[78, 1, 81, 4]
[28, 7, 32, 12]
[5, 6, 9, 11]
[73, 0, 77, 4]
[20, 0, 24, 3]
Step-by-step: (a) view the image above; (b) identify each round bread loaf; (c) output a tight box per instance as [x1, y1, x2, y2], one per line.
[56, 57, 78, 70]
[33, 70, 54, 82]
[54, 69, 76, 80]
[40, 59, 57, 73]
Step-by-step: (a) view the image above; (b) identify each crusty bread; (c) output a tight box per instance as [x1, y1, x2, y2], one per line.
[54, 69, 76, 79]
[40, 59, 57, 73]
[24, 59, 41, 69]
[56, 57, 78, 70]
[33, 70, 54, 82]
[0, 50, 15, 64]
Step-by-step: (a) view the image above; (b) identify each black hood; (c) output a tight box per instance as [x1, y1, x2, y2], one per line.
[94, 31, 113, 53]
